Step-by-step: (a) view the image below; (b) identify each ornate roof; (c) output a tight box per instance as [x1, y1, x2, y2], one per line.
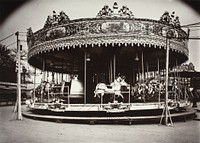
[27, 2, 189, 72]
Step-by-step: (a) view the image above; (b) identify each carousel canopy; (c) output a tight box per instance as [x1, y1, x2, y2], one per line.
[27, 2, 189, 74]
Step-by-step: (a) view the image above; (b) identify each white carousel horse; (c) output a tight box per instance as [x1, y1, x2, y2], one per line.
[94, 77, 125, 100]
[110, 79, 124, 100]
[94, 83, 110, 98]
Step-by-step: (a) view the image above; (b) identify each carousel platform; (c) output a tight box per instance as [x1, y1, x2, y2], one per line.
[22, 102, 196, 124]
[194, 102, 200, 121]
[195, 112, 200, 121]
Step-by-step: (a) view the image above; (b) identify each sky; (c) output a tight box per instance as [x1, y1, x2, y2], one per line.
[0, 0, 200, 73]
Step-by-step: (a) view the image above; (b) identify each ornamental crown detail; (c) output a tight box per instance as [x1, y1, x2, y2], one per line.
[159, 11, 181, 28]
[96, 2, 134, 18]
[44, 11, 70, 28]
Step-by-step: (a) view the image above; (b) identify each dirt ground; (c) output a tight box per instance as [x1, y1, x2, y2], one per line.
[0, 105, 199, 143]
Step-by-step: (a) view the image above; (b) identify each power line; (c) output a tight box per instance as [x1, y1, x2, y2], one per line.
[19, 34, 27, 37]
[0, 33, 15, 43]
[19, 32, 27, 34]
[20, 40, 27, 42]
[6, 41, 17, 48]
[181, 22, 200, 28]
[189, 25, 200, 28]
[0, 31, 26, 43]
[190, 29, 200, 31]
[188, 37, 200, 40]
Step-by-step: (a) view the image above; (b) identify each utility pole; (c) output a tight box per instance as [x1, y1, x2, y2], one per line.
[165, 37, 169, 125]
[159, 31, 173, 126]
[15, 31, 22, 120]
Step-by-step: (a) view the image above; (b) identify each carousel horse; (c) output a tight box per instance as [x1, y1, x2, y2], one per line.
[110, 76, 124, 100]
[35, 81, 56, 101]
[94, 76, 125, 101]
[132, 82, 148, 102]
[138, 83, 147, 102]
[94, 83, 118, 97]
[132, 77, 167, 102]
[94, 83, 108, 98]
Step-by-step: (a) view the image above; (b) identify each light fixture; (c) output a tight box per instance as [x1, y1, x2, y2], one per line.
[135, 53, 139, 61]
[50, 61, 54, 66]
[86, 54, 91, 61]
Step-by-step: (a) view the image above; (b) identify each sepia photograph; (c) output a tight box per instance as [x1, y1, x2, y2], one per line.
[0, 0, 200, 143]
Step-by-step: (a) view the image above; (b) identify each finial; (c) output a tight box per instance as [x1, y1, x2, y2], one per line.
[43, 10, 70, 28]
[113, 2, 118, 9]
[96, 3, 134, 18]
[160, 11, 180, 28]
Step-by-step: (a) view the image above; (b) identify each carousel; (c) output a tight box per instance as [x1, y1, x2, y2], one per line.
[24, 3, 195, 124]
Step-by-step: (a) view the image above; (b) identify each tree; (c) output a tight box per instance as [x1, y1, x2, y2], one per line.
[0, 44, 16, 82]
[0, 44, 15, 68]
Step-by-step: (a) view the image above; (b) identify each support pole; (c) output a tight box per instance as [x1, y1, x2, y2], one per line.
[33, 67, 36, 103]
[138, 68, 140, 83]
[110, 59, 113, 82]
[57, 73, 59, 84]
[141, 51, 144, 82]
[68, 86, 70, 107]
[128, 84, 131, 105]
[56, 73, 58, 84]
[84, 51, 87, 104]
[42, 60, 45, 81]
[47, 71, 49, 82]
[176, 59, 181, 101]
[158, 58, 161, 107]
[146, 62, 149, 79]
[41, 60, 45, 102]
[101, 94, 103, 108]
[61, 64, 64, 81]
[16, 31, 22, 120]
[52, 72, 55, 83]
[113, 54, 116, 79]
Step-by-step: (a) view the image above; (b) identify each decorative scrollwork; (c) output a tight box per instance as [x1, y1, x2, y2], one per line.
[88, 22, 101, 34]
[46, 27, 66, 40]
